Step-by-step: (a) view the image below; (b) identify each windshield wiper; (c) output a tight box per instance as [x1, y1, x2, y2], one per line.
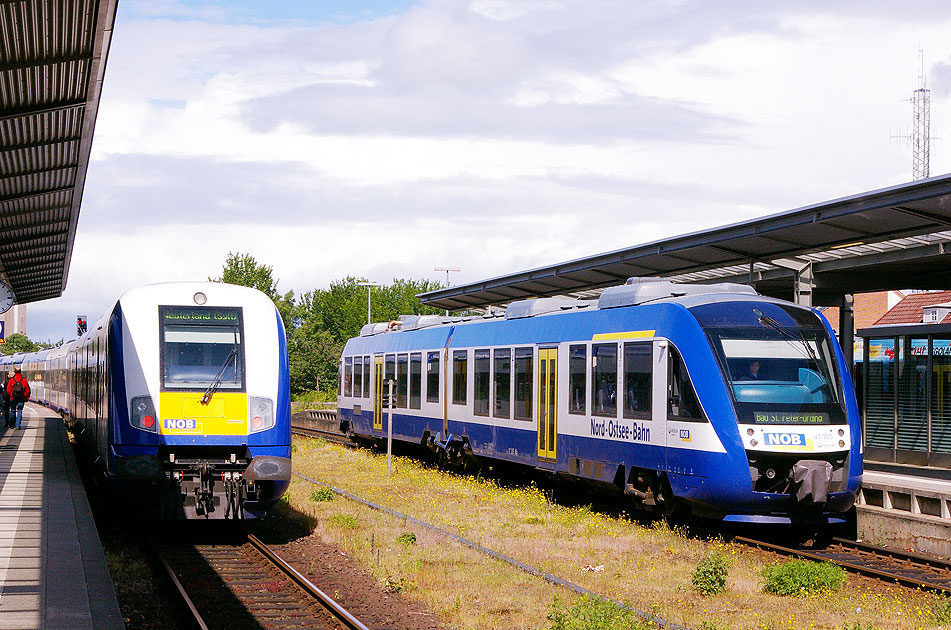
[752, 308, 822, 364]
[200, 346, 238, 405]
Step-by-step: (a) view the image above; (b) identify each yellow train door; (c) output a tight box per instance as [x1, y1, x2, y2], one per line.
[373, 355, 384, 431]
[537, 348, 557, 460]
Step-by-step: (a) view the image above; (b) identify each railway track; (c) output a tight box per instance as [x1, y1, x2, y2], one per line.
[150, 528, 370, 630]
[291, 423, 351, 445]
[289, 412, 951, 594]
[737, 535, 951, 593]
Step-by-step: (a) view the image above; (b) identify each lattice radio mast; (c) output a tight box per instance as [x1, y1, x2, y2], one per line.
[912, 48, 931, 180]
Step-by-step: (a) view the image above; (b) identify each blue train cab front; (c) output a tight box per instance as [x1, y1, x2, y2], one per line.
[688, 298, 863, 523]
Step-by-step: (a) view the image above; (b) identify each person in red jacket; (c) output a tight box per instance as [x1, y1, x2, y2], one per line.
[6, 367, 30, 430]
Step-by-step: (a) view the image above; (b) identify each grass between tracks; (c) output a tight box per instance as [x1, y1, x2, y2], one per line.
[284, 437, 945, 630]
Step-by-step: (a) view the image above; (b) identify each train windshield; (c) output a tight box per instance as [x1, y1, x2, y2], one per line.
[160, 306, 245, 391]
[690, 301, 846, 425]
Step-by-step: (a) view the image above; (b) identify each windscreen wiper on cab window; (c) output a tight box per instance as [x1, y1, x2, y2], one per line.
[200, 346, 238, 405]
[752, 308, 821, 364]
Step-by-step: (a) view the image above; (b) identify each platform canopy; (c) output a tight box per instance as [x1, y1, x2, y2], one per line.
[0, 0, 117, 304]
[420, 174, 951, 310]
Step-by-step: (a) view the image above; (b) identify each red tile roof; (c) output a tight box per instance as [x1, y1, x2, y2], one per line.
[873, 290, 951, 326]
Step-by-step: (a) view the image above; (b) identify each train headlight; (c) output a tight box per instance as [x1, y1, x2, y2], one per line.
[249, 396, 275, 433]
[131, 396, 158, 433]
[193, 292, 207, 305]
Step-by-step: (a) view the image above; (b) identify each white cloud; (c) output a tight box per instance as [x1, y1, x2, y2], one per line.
[27, 0, 951, 341]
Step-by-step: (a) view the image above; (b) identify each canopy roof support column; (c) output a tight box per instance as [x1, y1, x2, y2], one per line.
[839, 294, 854, 377]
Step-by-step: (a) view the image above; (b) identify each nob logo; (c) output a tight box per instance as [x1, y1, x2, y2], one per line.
[164, 419, 197, 430]
[764, 433, 805, 446]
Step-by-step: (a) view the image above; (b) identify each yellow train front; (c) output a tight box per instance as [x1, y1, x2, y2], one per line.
[25, 282, 292, 519]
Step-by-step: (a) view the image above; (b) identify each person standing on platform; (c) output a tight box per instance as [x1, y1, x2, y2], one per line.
[7, 367, 30, 430]
[1, 371, 10, 429]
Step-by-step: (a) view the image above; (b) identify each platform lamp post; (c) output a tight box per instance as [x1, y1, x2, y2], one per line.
[434, 267, 460, 316]
[357, 281, 382, 325]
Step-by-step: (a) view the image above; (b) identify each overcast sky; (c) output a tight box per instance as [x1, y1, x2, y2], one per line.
[26, 0, 951, 342]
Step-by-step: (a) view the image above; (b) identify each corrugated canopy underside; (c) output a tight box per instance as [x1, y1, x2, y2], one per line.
[420, 175, 951, 310]
[0, 0, 117, 304]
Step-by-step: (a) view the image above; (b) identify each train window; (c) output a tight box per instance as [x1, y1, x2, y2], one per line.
[592, 343, 618, 417]
[353, 357, 363, 398]
[426, 351, 440, 403]
[568, 345, 586, 415]
[160, 306, 245, 392]
[385, 354, 396, 385]
[514, 347, 533, 420]
[396, 354, 408, 408]
[363, 356, 371, 398]
[494, 348, 511, 418]
[668, 346, 705, 421]
[452, 350, 467, 405]
[410, 353, 422, 409]
[623, 343, 652, 419]
[338, 360, 343, 395]
[344, 357, 353, 397]
[474, 349, 490, 416]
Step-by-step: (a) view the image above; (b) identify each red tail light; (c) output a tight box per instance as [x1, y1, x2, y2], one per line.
[143, 415, 155, 428]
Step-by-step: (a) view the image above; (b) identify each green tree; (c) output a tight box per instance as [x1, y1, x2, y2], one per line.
[1, 333, 39, 355]
[287, 328, 342, 396]
[287, 276, 444, 396]
[210, 251, 279, 297]
[210, 252, 295, 330]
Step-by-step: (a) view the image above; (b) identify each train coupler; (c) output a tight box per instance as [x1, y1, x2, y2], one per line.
[193, 462, 217, 518]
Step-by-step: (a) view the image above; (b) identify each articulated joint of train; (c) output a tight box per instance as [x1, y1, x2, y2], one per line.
[117, 446, 291, 518]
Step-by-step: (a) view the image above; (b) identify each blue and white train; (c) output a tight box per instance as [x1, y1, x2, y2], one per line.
[3, 282, 292, 519]
[338, 278, 862, 525]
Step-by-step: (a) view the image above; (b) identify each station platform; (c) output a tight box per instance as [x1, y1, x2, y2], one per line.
[0, 404, 123, 630]
[857, 467, 951, 558]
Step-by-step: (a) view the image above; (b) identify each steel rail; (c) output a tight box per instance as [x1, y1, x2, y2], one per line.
[831, 536, 951, 571]
[735, 535, 951, 593]
[147, 538, 210, 630]
[290, 424, 350, 444]
[245, 532, 371, 630]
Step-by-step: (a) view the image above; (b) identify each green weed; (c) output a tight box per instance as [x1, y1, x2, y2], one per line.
[761, 558, 845, 596]
[691, 549, 730, 596]
[546, 595, 653, 630]
[328, 514, 360, 529]
[396, 531, 417, 547]
[930, 593, 951, 624]
[310, 486, 335, 502]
